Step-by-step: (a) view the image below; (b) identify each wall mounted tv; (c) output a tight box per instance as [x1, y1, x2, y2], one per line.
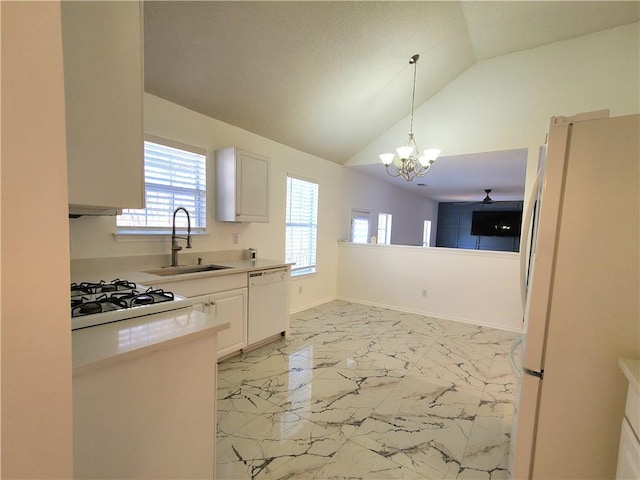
[471, 210, 522, 237]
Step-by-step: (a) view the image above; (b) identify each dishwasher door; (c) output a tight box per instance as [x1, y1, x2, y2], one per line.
[247, 268, 289, 345]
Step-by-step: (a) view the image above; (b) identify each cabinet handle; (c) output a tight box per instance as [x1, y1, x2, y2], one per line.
[204, 302, 210, 307]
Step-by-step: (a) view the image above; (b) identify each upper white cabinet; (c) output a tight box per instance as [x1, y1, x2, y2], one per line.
[216, 148, 270, 222]
[62, 1, 144, 212]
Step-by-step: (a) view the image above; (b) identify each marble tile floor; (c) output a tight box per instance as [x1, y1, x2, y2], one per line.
[216, 300, 520, 480]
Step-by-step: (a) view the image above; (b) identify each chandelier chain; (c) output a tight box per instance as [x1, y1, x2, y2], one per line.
[409, 57, 417, 136]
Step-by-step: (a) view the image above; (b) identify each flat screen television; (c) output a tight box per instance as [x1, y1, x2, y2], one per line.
[471, 210, 522, 237]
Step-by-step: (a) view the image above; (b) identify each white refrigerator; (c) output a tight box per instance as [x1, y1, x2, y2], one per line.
[509, 111, 639, 479]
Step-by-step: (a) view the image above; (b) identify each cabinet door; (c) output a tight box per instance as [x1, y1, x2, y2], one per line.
[62, 1, 144, 210]
[236, 151, 269, 222]
[189, 294, 212, 314]
[617, 418, 640, 479]
[209, 288, 248, 359]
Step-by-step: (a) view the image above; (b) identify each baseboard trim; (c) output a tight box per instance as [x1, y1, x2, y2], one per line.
[334, 296, 524, 333]
[290, 296, 337, 315]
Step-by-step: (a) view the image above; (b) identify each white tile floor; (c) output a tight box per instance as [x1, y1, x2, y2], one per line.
[216, 300, 519, 479]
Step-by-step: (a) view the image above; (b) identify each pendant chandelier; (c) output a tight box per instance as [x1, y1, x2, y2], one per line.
[379, 54, 440, 182]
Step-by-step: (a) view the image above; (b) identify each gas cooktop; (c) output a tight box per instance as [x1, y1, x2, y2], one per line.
[71, 279, 192, 330]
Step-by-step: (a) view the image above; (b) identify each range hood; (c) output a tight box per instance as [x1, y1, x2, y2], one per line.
[69, 206, 122, 218]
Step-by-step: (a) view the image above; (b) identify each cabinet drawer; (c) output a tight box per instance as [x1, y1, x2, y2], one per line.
[153, 273, 247, 297]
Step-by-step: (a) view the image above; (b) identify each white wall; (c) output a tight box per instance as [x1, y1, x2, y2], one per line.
[348, 22, 640, 204]
[1, 3, 74, 477]
[341, 168, 438, 246]
[69, 94, 434, 313]
[337, 243, 522, 332]
[336, 23, 639, 332]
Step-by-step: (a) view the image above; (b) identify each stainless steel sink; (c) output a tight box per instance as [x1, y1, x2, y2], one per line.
[144, 264, 232, 276]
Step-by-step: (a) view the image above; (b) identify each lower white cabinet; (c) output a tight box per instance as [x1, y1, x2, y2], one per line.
[617, 358, 640, 480]
[617, 418, 640, 480]
[149, 268, 288, 359]
[150, 273, 249, 359]
[192, 288, 247, 359]
[73, 328, 218, 479]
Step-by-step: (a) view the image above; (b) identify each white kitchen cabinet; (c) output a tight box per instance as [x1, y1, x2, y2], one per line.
[192, 288, 247, 359]
[152, 273, 249, 359]
[62, 1, 144, 212]
[216, 147, 270, 222]
[73, 311, 223, 479]
[617, 358, 640, 479]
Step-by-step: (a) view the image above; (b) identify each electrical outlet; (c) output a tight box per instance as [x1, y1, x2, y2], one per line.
[421, 289, 427, 298]
[232, 233, 239, 245]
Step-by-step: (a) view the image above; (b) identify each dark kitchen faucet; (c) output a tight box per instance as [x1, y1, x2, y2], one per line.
[171, 207, 192, 267]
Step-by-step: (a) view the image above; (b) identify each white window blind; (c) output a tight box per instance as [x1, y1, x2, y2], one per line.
[117, 140, 206, 232]
[377, 213, 392, 244]
[423, 220, 432, 247]
[285, 176, 318, 275]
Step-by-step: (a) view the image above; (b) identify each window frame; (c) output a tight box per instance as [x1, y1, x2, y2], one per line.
[285, 174, 319, 277]
[350, 208, 371, 244]
[116, 136, 208, 236]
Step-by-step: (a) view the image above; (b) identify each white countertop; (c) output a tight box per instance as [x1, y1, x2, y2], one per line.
[619, 357, 640, 394]
[71, 258, 291, 285]
[73, 308, 229, 375]
[71, 257, 290, 375]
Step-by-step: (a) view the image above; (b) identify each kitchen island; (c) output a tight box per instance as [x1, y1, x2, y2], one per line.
[73, 308, 228, 479]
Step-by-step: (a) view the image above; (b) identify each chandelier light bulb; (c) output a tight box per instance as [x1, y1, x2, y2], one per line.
[423, 149, 441, 161]
[379, 153, 395, 166]
[396, 146, 414, 159]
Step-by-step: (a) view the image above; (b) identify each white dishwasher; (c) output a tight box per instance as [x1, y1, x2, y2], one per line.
[247, 267, 289, 345]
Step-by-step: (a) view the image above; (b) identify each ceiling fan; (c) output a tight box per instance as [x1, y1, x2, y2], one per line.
[455, 189, 498, 206]
[479, 188, 494, 204]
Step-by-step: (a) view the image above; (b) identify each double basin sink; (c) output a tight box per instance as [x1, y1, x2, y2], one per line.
[144, 264, 232, 277]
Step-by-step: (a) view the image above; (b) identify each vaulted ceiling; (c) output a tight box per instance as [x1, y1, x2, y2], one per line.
[144, 1, 638, 200]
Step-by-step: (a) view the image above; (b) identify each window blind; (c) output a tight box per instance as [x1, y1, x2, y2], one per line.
[117, 141, 206, 232]
[285, 176, 318, 275]
[351, 218, 370, 243]
[377, 213, 392, 244]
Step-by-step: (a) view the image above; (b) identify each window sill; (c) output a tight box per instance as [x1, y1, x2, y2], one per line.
[291, 267, 316, 277]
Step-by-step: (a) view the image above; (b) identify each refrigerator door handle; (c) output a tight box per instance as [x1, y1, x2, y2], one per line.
[509, 335, 524, 378]
[523, 367, 544, 379]
[519, 170, 542, 310]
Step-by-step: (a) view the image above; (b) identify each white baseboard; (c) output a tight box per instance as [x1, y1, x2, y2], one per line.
[334, 296, 524, 333]
[289, 296, 337, 315]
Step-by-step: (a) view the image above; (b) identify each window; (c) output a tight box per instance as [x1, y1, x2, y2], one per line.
[117, 139, 207, 233]
[377, 213, 393, 245]
[350, 209, 370, 243]
[423, 220, 432, 247]
[285, 175, 318, 276]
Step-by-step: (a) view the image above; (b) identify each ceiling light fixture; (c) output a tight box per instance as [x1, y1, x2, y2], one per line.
[379, 54, 440, 182]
